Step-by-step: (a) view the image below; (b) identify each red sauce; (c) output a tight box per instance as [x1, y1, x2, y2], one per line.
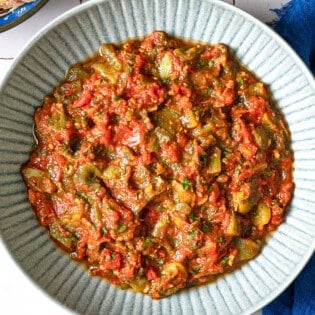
[21, 31, 294, 298]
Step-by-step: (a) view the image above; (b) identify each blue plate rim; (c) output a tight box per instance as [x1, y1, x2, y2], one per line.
[0, 0, 49, 33]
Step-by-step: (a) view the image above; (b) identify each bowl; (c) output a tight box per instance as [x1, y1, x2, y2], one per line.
[0, 0, 314, 314]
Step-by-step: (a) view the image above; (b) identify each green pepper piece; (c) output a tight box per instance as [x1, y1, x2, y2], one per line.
[208, 147, 221, 174]
[235, 238, 261, 261]
[49, 221, 76, 249]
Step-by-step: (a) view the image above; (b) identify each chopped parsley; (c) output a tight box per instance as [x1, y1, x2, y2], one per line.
[201, 222, 212, 233]
[221, 256, 229, 265]
[182, 177, 191, 190]
[117, 224, 127, 233]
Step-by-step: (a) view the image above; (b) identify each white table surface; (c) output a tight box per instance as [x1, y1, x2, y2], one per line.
[0, 0, 290, 314]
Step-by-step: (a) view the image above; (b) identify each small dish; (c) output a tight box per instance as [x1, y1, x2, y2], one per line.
[0, 0, 48, 33]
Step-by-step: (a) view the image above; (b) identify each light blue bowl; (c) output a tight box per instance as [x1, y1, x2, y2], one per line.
[0, 0, 314, 314]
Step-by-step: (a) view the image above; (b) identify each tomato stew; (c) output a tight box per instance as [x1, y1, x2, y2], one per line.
[21, 31, 294, 298]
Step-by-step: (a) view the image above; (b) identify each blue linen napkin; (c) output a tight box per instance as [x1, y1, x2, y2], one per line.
[262, 255, 315, 315]
[270, 0, 315, 75]
[263, 1, 315, 314]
